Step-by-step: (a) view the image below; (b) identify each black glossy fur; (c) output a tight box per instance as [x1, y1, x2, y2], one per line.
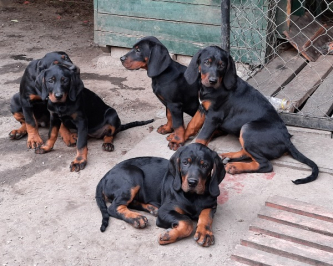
[120, 36, 200, 149]
[96, 143, 225, 246]
[9, 51, 74, 148]
[34, 64, 153, 172]
[184, 46, 319, 185]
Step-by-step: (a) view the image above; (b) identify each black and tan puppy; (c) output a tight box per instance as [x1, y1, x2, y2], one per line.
[120, 36, 200, 150]
[34, 64, 153, 172]
[9, 51, 76, 148]
[96, 143, 225, 246]
[180, 46, 319, 185]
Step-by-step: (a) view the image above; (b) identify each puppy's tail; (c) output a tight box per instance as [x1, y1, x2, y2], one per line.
[95, 180, 110, 232]
[286, 140, 319, 185]
[120, 119, 154, 131]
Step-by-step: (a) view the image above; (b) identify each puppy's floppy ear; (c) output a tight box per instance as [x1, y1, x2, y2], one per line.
[35, 69, 48, 100]
[147, 43, 172, 77]
[37, 60, 47, 75]
[168, 146, 185, 191]
[209, 151, 226, 198]
[69, 67, 84, 101]
[223, 54, 237, 90]
[184, 49, 202, 85]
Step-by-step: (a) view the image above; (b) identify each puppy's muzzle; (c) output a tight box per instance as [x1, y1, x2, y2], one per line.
[188, 178, 198, 188]
[55, 92, 64, 100]
[209, 77, 217, 85]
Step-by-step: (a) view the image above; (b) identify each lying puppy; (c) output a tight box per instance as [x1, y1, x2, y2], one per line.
[34, 64, 154, 172]
[120, 36, 200, 150]
[9, 51, 76, 148]
[96, 143, 225, 247]
[181, 46, 319, 185]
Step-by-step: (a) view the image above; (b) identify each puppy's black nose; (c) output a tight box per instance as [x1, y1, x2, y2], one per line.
[188, 178, 198, 187]
[120, 56, 126, 62]
[55, 93, 63, 99]
[209, 77, 217, 84]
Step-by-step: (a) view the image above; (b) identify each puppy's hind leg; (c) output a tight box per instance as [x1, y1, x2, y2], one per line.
[108, 186, 148, 229]
[220, 148, 251, 163]
[223, 128, 273, 174]
[157, 207, 194, 245]
[9, 93, 27, 140]
[99, 124, 116, 152]
[101, 109, 120, 151]
[129, 201, 159, 216]
[225, 157, 273, 174]
[102, 134, 115, 152]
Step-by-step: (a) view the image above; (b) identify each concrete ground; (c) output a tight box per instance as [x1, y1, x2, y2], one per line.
[0, 2, 333, 266]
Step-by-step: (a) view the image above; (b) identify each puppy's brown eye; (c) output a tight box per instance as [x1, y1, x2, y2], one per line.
[48, 79, 54, 84]
[183, 158, 191, 165]
[136, 48, 141, 53]
[204, 60, 210, 66]
[202, 163, 208, 168]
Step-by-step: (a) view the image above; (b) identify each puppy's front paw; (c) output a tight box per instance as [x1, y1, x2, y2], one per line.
[102, 143, 114, 152]
[225, 163, 238, 174]
[35, 145, 52, 154]
[9, 129, 27, 140]
[157, 124, 173, 135]
[131, 215, 148, 229]
[158, 229, 173, 245]
[194, 227, 215, 247]
[27, 135, 43, 149]
[70, 159, 87, 172]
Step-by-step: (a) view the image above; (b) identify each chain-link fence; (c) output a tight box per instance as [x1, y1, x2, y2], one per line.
[229, 0, 333, 131]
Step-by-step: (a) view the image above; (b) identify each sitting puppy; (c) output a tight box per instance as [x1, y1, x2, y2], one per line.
[96, 143, 225, 247]
[34, 64, 154, 172]
[120, 36, 201, 150]
[9, 51, 76, 148]
[181, 46, 319, 185]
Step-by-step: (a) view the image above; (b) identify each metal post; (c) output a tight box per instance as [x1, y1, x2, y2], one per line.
[221, 0, 230, 53]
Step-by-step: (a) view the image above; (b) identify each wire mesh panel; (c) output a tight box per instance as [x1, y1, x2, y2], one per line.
[231, 0, 333, 130]
[230, 0, 277, 64]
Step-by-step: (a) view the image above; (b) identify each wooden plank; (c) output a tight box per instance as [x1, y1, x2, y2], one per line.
[97, 0, 269, 28]
[94, 0, 273, 63]
[97, 0, 221, 25]
[258, 206, 333, 237]
[230, 196, 333, 265]
[275, 55, 333, 112]
[250, 219, 333, 252]
[94, 15, 267, 62]
[279, 113, 333, 131]
[95, 30, 266, 63]
[95, 13, 221, 44]
[231, 244, 309, 266]
[242, 232, 333, 265]
[94, 31, 216, 56]
[157, 0, 221, 6]
[97, 0, 269, 33]
[248, 49, 307, 96]
[284, 13, 326, 61]
[265, 195, 333, 223]
[301, 69, 333, 117]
